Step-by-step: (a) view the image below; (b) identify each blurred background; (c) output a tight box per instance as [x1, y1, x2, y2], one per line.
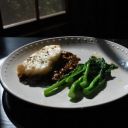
[0, 0, 128, 38]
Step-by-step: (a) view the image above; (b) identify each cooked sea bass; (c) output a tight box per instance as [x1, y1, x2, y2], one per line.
[17, 45, 62, 77]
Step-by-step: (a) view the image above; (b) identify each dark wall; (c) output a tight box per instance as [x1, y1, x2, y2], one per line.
[69, 0, 128, 38]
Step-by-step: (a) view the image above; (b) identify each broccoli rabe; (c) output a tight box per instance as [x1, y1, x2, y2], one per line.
[44, 56, 118, 102]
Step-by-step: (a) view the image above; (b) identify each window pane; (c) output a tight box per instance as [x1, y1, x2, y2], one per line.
[0, 0, 36, 26]
[39, 0, 65, 17]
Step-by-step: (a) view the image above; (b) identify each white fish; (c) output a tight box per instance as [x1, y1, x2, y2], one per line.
[17, 45, 62, 77]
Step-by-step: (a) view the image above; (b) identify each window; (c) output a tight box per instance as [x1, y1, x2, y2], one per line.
[0, 0, 66, 29]
[0, 0, 36, 27]
[39, 0, 65, 18]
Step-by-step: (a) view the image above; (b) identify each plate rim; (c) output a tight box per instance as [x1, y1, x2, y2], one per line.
[0, 36, 128, 109]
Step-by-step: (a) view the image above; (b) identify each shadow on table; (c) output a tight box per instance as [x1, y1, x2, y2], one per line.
[2, 90, 128, 128]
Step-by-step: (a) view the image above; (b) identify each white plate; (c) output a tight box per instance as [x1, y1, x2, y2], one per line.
[0, 36, 128, 108]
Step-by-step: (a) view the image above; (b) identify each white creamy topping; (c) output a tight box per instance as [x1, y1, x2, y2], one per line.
[23, 45, 61, 74]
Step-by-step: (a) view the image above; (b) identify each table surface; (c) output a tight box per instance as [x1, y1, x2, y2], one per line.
[0, 37, 128, 128]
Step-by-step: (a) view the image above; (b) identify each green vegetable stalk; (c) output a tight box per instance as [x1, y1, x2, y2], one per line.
[83, 78, 106, 98]
[68, 76, 83, 99]
[83, 57, 118, 98]
[68, 62, 90, 99]
[44, 79, 66, 97]
[44, 56, 118, 101]
[65, 63, 87, 83]
[80, 61, 90, 88]
[44, 64, 84, 97]
[83, 72, 102, 96]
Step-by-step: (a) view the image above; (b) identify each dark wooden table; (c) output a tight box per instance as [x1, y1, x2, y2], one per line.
[0, 37, 128, 128]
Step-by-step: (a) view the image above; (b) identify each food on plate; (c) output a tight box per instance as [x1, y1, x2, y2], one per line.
[16, 44, 118, 102]
[51, 51, 80, 81]
[44, 64, 84, 97]
[17, 45, 80, 82]
[17, 45, 62, 78]
[44, 56, 118, 101]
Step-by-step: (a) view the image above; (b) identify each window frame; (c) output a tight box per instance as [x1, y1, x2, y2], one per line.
[0, 0, 72, 36]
